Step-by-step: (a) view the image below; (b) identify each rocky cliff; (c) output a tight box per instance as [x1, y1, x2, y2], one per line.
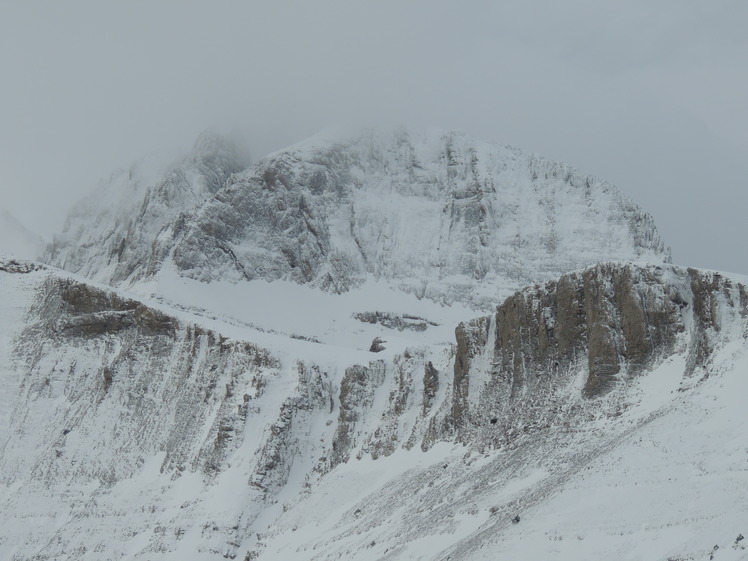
[439, 263, 746, 448]
[2, 259, 745, 560]
[3, 269, 278, 487]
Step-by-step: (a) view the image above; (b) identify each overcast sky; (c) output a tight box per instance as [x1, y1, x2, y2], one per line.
[1, 1, 746, 274]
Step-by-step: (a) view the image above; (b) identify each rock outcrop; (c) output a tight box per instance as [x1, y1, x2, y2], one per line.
[4, 272, 278, 488]
[331, 361, 386, 466]
[485, 263, 684, 399]
[353, 311, 439, 332]
[435, 263, 747, 446]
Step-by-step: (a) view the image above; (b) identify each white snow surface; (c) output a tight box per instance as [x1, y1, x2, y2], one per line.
[133, 263, 474, 360]
[1, 259, 747, 561]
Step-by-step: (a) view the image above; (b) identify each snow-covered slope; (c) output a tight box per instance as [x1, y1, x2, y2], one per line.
[1, 257, 746, 560]
[46, 129, 670, 309]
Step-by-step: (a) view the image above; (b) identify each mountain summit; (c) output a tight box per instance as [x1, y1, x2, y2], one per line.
[47, 128, 669, 308]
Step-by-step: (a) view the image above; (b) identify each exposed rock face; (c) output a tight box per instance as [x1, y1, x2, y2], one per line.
[353, 311, 439, 332]
[422, 361, 439, 415]
[174, 132, 670, 306]
[14, 263, 740, 479]
[46, 129, 670, 309]
[483, 263, 684, 398]
[452, 316, 491, 427]
[250, 362, 334, 493]
[369, 336, 386, 352]
[56, 279, 176, 337]
[4, 273, 279, 489]
[46, 131, 249, 285]
[331, 361, 386, 466]
[0, 259, 43, 274]
[440, 263, 747, 446]
[239, 265, 744, 469]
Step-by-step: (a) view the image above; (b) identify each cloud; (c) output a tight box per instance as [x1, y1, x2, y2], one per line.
[1, 1, 746, 273]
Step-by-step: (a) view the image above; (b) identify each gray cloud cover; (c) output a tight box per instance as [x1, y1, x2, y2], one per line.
[1, 0, 746, 273]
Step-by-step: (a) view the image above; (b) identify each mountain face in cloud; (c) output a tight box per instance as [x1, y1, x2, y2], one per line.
[46, 128, 670, 309]
[0, 210, 44, 260]
[46, 130, 250, 286]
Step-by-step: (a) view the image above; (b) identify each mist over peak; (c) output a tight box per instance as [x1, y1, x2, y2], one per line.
[0, 210, 44, 260]
[45, 127, 669, 310]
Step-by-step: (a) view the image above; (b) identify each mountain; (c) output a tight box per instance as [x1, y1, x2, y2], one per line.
[1, 257, 746, 560]
[46, 128, 669, 309]
[46, 131, 249, 286]
[2, 129, 744, 561]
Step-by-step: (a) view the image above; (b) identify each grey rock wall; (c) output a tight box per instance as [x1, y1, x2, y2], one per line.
[440, 263, 747, 448]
